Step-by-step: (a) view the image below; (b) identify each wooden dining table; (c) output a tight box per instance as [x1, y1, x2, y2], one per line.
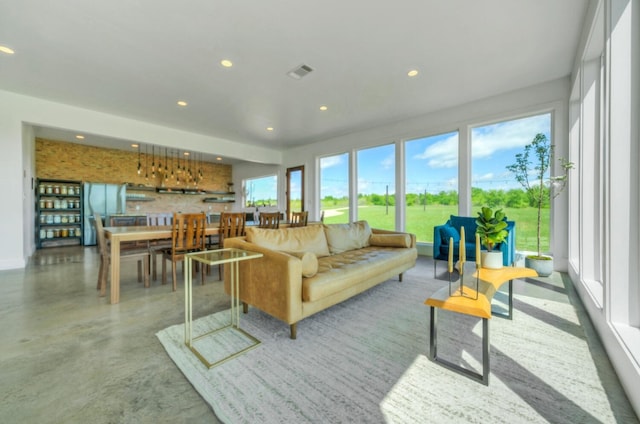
[103, 220, 311, 304]
[103, 224, 221, 304]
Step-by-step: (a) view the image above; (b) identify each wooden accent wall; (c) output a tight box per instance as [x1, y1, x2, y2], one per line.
[35, 138, 234, 214]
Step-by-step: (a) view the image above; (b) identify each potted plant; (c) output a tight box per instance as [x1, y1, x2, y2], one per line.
[506, 133, 573, 276]
[475, 206, 508, 269]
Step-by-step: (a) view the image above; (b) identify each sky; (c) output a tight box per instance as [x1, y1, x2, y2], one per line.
[321, 112, 551, 197]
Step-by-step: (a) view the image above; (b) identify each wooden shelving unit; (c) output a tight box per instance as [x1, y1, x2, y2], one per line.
[35, 178, 84, 248]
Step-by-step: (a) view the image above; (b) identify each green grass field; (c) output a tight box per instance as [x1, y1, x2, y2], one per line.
[320, 204, 549, 252]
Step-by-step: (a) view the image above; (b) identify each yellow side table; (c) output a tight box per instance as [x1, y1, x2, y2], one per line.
[185, 248, 263, 368]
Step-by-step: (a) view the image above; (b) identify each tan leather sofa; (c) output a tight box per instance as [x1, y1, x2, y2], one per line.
[223, 221, 417, 339]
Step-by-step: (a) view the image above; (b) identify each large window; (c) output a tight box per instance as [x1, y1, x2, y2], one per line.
[320, 153, 350, 224]
[243, 175, 277, 208]
[404, 131, 459, 242]
[356, 144, 395, 230]
[471, 113, 551, 252]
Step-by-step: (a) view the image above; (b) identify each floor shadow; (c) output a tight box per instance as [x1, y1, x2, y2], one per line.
[430, 307, 619, 424]
[522, 276, 568, 295]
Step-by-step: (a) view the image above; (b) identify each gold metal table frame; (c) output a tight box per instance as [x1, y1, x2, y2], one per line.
[184, 248, 263, 368]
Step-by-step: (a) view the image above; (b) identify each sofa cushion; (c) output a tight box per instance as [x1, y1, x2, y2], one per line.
[303, 246, 417, 302]
[439, 225, 460, 244]
[369, 233, 412, 248]
[245, 225, 330, 257]
[284, 251, 318, 278]
[323, 221, 372, 254]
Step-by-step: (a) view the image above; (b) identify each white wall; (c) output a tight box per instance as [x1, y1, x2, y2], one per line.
[0, 89, 282, 270]
[0, 105, 26, 269]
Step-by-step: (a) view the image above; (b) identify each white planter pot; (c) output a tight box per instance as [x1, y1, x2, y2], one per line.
[525, 256, 554, 277]
[481, 251, 503, 269]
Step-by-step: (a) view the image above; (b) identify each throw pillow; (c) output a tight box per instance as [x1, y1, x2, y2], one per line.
[323, 221, 372, 254]
[369, 233, 412, 248]
[440, 225, 460, 244]
[245, 225, 330, 257]
[284, 251, 318, 278]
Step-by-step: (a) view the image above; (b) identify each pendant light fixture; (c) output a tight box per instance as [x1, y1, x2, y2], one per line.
[171, 149, 175, 179]
[137, 144, 142, 175]
[144, 145, 149, 181]
[151, 145, 156, 179]
[164, 148, 169, 181]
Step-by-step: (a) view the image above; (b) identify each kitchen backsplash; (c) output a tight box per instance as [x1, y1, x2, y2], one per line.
[36, 138, 234, 215]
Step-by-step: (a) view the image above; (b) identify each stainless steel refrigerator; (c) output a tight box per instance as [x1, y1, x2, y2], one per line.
[83, 183, 127, 245]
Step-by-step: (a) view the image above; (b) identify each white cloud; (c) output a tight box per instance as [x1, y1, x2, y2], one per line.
[357, 177, 370, 191]
[380, 154, 394, 170]
[320, 155, 343, 169]
[474, 172, 495, 182]
[413, 133, 459, 169]
[471, 114, 550, 159]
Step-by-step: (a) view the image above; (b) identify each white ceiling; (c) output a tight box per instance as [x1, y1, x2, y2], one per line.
[1, 0, 588, 155]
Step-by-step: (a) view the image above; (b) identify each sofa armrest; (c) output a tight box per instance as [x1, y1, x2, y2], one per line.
[499, 220, 516, 266]
[371, 228, 417, 248]
[223, 237, 304, 324]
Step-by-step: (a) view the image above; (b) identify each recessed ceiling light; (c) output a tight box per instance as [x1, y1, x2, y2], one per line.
[220, 59, 233, 68]
[407, 69, 419, 77]
[266, 127, 274, 132]
[0, 45, 15, 55]
[75, 135, 85, 140]
[216, 157, 222, 161]
[177, 100, 188, 106]
[319, 105, 328, 111]
[131, 144, 139, 148]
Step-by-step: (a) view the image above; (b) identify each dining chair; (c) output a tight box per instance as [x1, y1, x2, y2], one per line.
[205, 212, 221, 250]
[258, 212, 280, 229]
[289, 211, 308, 227]
[94, 213, 150, 297]
[210, 212, 246, 279]
[147, 212, 173, 281]
[161, 212, 207, 291]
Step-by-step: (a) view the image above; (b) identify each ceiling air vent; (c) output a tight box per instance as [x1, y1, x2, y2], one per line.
[287, 64, 314, 80]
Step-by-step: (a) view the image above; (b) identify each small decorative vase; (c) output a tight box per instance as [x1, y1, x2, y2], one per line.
[481, 251, 503, 269]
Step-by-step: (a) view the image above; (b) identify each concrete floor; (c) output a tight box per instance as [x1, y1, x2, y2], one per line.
[0, 246, 637, 423]
[0, 246, 225, 423]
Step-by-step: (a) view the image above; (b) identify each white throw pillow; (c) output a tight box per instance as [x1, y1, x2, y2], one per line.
[245, 225, 330, 257]
[323, 221, 372, 254]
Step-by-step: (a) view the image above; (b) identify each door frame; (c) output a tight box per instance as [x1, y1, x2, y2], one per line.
[285, 165, 304, 221]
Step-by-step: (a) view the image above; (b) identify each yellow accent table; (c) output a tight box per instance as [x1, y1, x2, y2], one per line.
[425, 266, 538, 384]
[185, 248, 263, 368]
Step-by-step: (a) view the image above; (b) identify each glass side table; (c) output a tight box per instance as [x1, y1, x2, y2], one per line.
[184, 248, 263, 368]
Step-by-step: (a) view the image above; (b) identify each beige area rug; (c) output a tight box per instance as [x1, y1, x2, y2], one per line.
[157, 274, 626, 423]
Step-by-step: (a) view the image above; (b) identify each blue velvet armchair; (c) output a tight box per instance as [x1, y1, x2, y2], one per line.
[433, 215, 516, 276]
